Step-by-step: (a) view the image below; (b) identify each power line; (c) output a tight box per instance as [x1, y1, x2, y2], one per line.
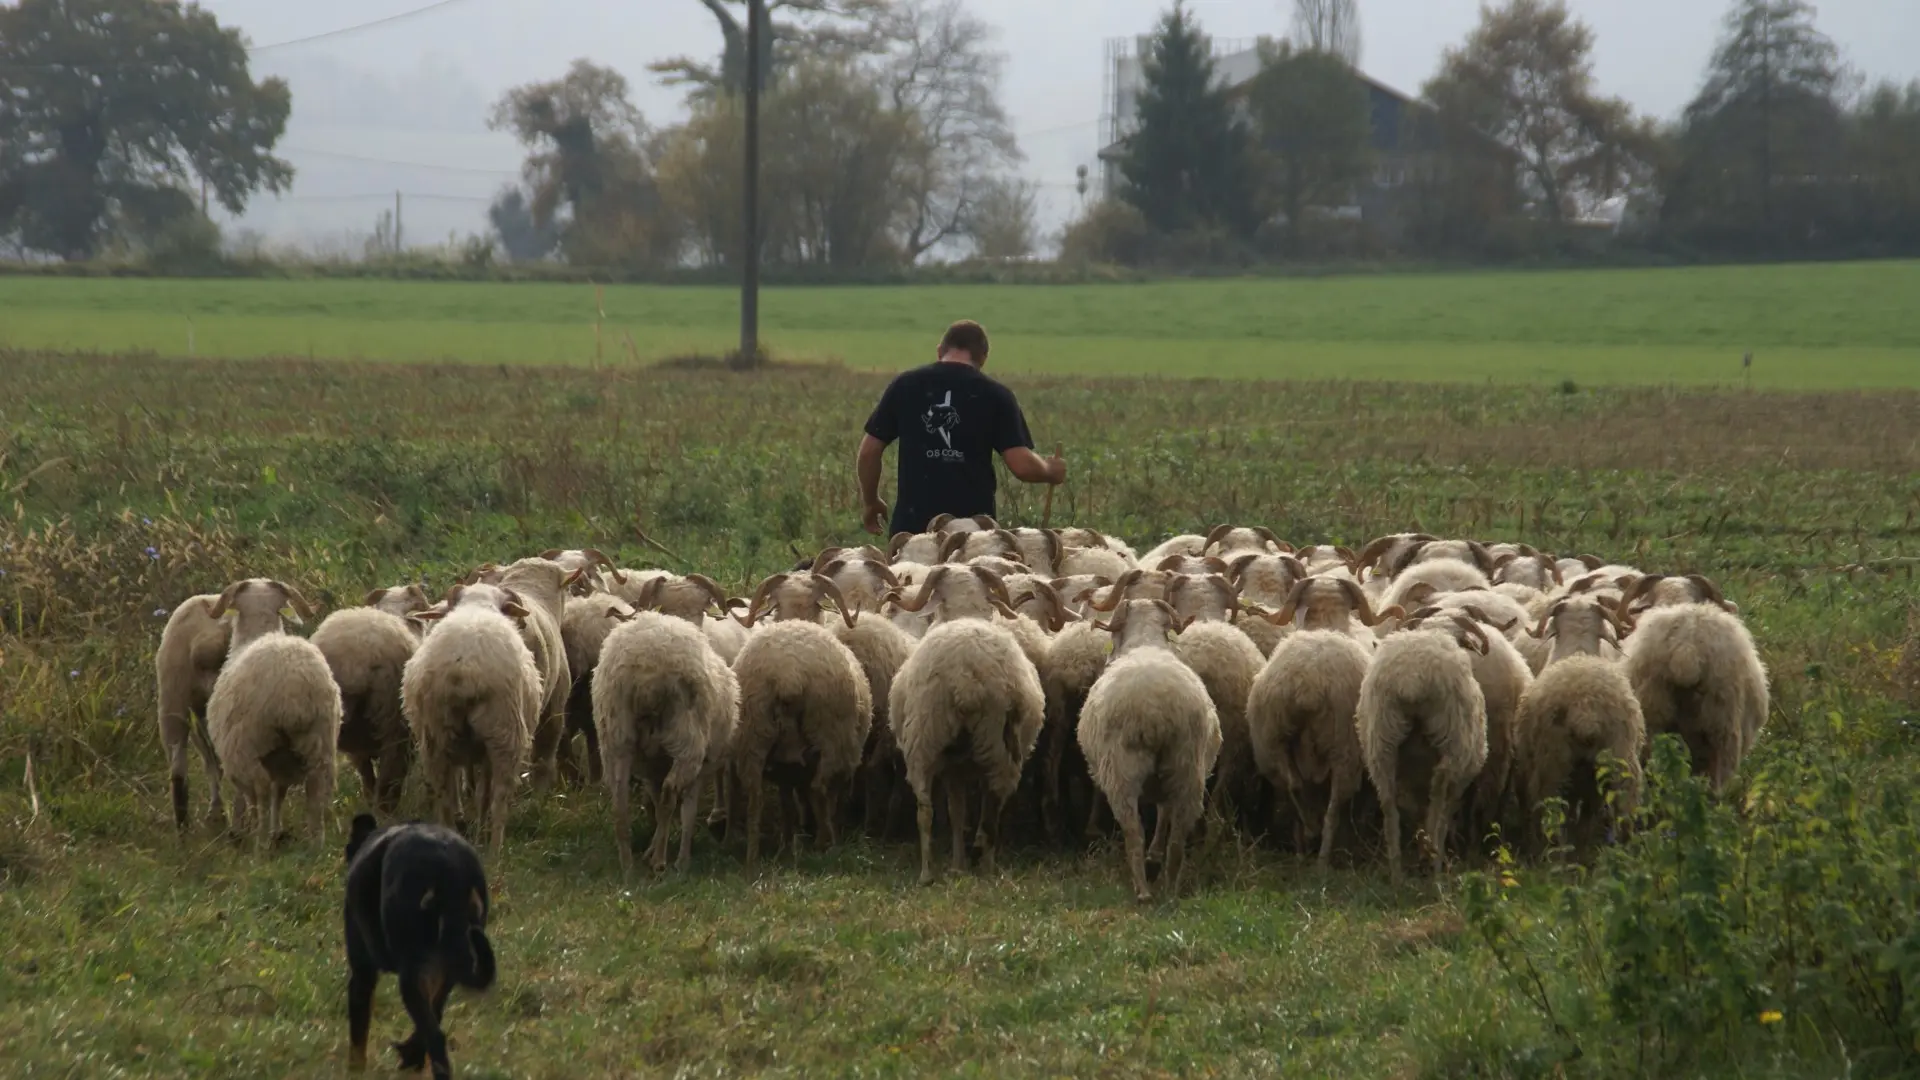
[249, 0, 482, 54]
[283, 145, 519, 176]
[269, 191, 491, 204]
[0, 0, 484, 70]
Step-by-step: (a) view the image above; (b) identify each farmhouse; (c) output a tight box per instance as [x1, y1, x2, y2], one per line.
[1096, 36, 1516, 243]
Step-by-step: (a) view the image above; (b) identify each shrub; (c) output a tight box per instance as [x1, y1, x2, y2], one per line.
[1459, 733, 1920, 1075]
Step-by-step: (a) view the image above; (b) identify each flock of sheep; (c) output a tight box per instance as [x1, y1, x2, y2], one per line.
[154, 517, 1768, 899]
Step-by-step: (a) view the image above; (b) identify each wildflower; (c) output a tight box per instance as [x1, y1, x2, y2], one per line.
[1759, 1010, 1784, 1025]
[154, 608, 169, 618]
[69, 669, 79, 679]
[145, 547, 159, 560]
[1500, 875, 1519, 888]
[141, 518, 152, 526]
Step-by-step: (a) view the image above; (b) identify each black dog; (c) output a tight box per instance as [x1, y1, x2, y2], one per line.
[344, 813, 496, 1078]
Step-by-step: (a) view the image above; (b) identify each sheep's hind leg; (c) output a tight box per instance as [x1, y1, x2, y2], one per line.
[946, 780, 970, 876]
[607, 752, 635, 879]
[1117, 793, 1150, 903]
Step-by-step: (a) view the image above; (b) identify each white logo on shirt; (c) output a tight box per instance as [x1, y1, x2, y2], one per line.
[922, 391, 960, 450]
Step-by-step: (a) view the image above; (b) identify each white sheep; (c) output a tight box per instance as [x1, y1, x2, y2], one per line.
[202, 579, 342, 853]
[363, 584, 432, 630]
[1381, 559, 1494, 612]
[1140, 534, 1210, 566]
[1618, 573, 1740, 618]
[1512, 599, 1645, 855]
[311, 601, 419, 813]
[887, 530, 947, 565]
[1077, 599, 1222, 902]
[154, 591, 236, 830]
[886, 570, 1047, 883]
[403, 584, 542, 857]
[1057, 543, 1133, 581]
[1357, 619, 1491, 881]
[1398, 606, 1532, 855]
[1245, 626, 1372, 866]
[1057, 527, 1139, 564]
[729, 573, 873, 868]
[467, 558, 580, 791]
[1224, 552, 1309, 656]
[1201, 524, 1288, 557]
[1352, 532, 1441, 580]
[557, 591, 641, 785]
[593, 609, 740, 875]
[816, 556, 918, 838]
[1622, 602, 1769, 791]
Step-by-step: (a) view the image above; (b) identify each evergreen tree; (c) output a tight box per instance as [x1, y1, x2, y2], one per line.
[1669, 0, 1845, 239]
[1118, 2, 1258, 236]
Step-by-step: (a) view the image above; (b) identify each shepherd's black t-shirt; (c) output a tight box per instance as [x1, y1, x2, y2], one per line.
[864, 362, 1034, 535]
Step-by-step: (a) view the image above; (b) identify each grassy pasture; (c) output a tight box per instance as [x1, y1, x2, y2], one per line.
[1, 353, 1917, 1077]
[3, 261, 1919, 385]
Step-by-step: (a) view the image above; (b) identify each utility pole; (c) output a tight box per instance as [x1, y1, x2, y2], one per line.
[738, 0, 764, 366]
[394, 191, 405, 254]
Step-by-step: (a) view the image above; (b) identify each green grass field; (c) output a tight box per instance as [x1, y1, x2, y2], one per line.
[3, 351, 1918, 1077]
[4, 261, 1919, 386]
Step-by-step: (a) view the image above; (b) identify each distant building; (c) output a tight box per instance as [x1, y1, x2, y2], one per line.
[1097, 36, 1514, 243]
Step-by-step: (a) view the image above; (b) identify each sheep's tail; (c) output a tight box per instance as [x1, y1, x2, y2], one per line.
[1667, 641, 1705, 688]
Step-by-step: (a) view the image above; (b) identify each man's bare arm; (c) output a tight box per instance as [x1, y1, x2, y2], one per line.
[858, 434, 890, 535]
[1002, 446, 1066, 486]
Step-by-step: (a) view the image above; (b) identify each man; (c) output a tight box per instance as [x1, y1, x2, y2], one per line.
[858, 320, 1065, 536]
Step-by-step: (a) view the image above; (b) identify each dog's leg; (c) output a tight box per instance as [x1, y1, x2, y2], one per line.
[393, 966, 449, 1077]
[347, 963, 378, 1071]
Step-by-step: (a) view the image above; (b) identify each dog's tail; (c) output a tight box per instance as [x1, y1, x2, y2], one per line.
[440, 884, 497, 992]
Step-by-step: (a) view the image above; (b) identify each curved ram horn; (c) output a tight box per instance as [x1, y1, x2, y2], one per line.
[1203, 524, 1234, 553]
[810, 574, 859, 629]
[1253, 526, 1289, 553]
[1263, 578, 1314, 627]
[891, 566, 946, 614]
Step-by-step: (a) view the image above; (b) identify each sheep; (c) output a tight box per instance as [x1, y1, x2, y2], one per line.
[1381, 560, 1494, 612]
[203, 579, 342, 853]
[466, 558, 578, 791]
[1004, 575, 1072, 631]
[1245, 625, 1373, 866]
[816, 556, 918, 838]
[729, 574, 873, 868]
[1225, 552, 1309, 656]
[556, 592, 640, 785]
[1057, 527, 1139, 564]
[1294, 545, 1359, 575]
[1492, 552, 1560, 592]
[311, 601, 420, 813]
[888, 530, 947, 565]
[927, 513, 998, 534]
[813, 551, 901, 615]
[1398, 606, 1532, 855]
[1352, 532, 1440, 580]
[1007, 528, 1065, 577]
[1154, 554, 1233, 577]
[1511, 601, 1645, 856]
[888, 615, 1047, 884]
[403, 585, 542, 857]
[1555, 554, 1606, 580]
[365, 585, 432, 631]
[1250, 575, 1399, 651]
[1201, 524, 1289, 557]
[1618, 573, 1740, 618]
[1058, 543, 1133, 581]
[1076, 599, 1222, 902]
[1141, 534, 1209, 566]
[593, 608, 740, 874]
[1357, 618, 1490, 881]
[603, 567, 673, 606]
[536, 547, 618, 593]
[939, 528, 1025, 567]
[154, 591, 237, 830]
[1622, 602, 1769, 791]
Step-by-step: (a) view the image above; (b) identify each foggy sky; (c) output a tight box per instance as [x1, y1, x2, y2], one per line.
[200, 0, 1920, 250]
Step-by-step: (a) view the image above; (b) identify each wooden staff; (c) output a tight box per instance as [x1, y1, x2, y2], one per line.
[1041, 442, 1063, 528]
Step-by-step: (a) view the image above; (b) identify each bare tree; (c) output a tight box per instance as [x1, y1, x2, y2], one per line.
[1290, 0, 1362, 66]
[965, 177, 1039, 259]
[882, 0, 1022, 261]
[651, 0, 892, 100]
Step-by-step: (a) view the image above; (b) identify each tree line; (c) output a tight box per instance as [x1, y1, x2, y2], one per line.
[2, 0, 1916, 270]
[1080, 0, 1920, 265]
